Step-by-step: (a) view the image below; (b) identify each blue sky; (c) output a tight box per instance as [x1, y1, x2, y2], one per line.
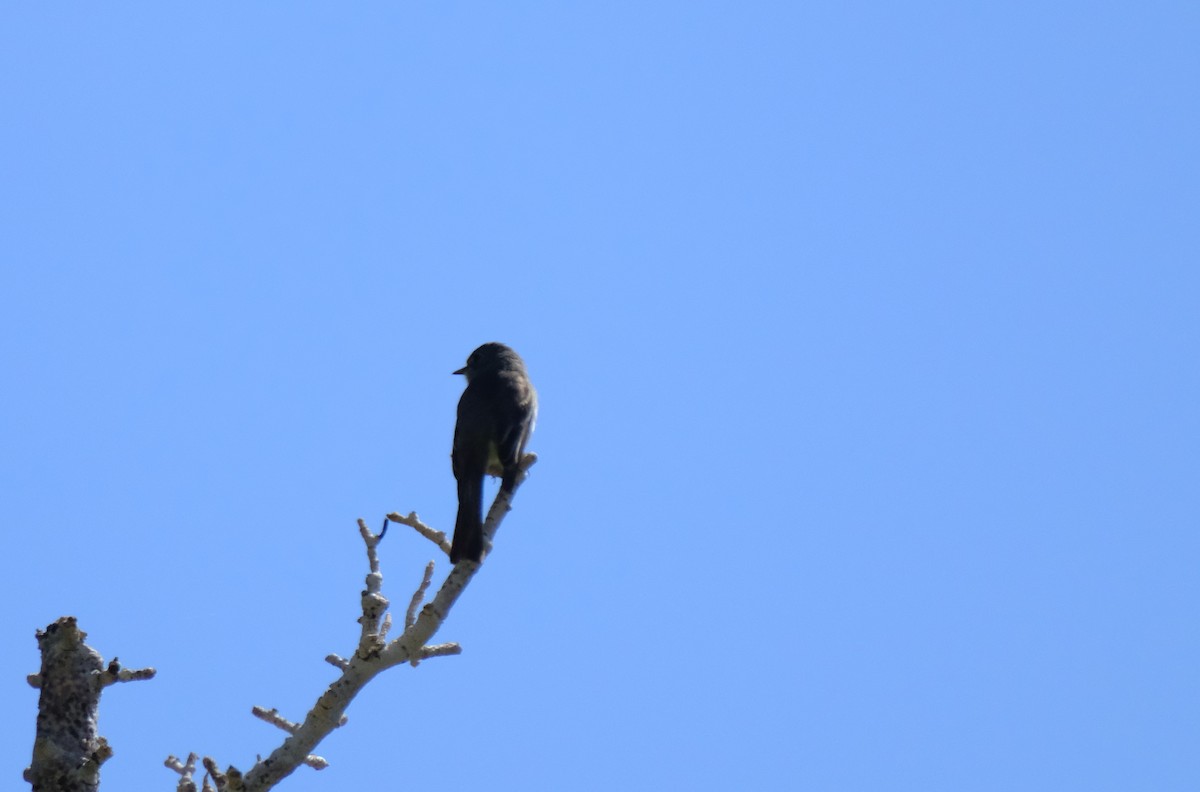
[2, 3, 1198, 790]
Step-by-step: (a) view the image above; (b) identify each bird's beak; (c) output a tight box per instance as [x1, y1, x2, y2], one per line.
[453, 366, 467, 376]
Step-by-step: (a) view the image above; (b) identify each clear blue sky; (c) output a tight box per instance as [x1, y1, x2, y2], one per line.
[2, 4, 1198, 791]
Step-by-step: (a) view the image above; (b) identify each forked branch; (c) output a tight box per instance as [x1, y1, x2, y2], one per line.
[185, 453, 536, 792]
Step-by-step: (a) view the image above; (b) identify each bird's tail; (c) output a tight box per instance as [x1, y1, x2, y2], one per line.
[450, 476, 485, 563]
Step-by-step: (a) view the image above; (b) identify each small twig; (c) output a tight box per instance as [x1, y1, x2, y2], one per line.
[417, 643, 463, 660]
[406, 562, 436, 630]
[356, 519, 383, 575]
[99, 657, 156, 687]
[165, 753, 199, 792]
[355, 519, 390, 654]
[385, 511, 451, 555]
[252, 706, 299, 735]
[203, 757, 236, 792]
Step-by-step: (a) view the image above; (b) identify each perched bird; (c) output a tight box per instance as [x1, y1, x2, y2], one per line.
[450, 342, 538, 563]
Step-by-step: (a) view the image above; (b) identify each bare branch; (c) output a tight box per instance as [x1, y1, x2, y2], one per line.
[385, 510, 450, 555]
[203, 757, 247, 792]
[354, 519, 389, 657]
[178, 453, 537, 791]
[165, 752, 199, 792]
[252, 707, 298, 735]
[417, 643, 463, 660]
[99, 657, 156, 687]
[479, 452, 537, 560]
[355, 519, 384, 576]
[406, 561, 436, 630]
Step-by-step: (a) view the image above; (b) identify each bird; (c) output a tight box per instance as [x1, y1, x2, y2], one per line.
[450, 342, 538, 563]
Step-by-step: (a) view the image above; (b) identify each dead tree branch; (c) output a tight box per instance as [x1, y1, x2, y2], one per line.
[187, 453, 536, 791]
[26, 617, 155, 792]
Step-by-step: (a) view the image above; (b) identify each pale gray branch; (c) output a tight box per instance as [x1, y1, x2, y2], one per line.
[189, 453, 536, 792]
[417, 643, 463, 660]
[165, 752, 199, 792]
[252, 707, 299, 735]
[406, 561, 436, 630]
[385, 510, 450, 555]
